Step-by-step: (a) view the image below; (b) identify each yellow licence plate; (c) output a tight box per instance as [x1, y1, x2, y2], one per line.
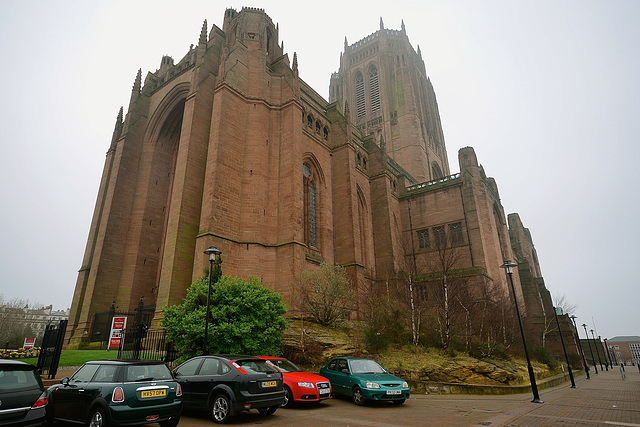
[261, 381, 277, 388]
[140, 389, 167, 398]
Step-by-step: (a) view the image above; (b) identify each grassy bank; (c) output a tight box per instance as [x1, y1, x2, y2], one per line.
[21, 350, 118, 368]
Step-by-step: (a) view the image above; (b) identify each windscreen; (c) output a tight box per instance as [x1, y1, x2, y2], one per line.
[236, 359, 280, 374]
[268, 359, 301, 373]
[126, 364, 172, 382]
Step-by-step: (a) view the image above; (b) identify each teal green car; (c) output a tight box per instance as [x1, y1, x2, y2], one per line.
[319, 357, 409, 405]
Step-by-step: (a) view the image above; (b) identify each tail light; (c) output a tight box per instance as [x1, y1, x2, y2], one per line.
[230, 361, 247, 374]
[31, 392, 48, 409]
[176, 383, 182, 397]
[112, 386, 125, 403]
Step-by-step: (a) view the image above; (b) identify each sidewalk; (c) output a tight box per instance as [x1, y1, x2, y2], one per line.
[473, 365, 640, 426]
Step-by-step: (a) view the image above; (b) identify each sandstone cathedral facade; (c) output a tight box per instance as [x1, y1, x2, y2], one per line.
[65, 7, 562, 353]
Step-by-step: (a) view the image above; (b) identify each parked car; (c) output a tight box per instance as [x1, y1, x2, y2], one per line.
[47, 360, 182, 427]
[172, 355, 285, 424]
[320, 357, 410, 405]
[256, 356, 331, 407]
[0, 360, 48, 427]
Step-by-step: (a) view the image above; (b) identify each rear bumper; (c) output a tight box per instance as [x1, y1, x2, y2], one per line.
[234, 390, 285, 411]
[0, 407, 47, 427]
[109, 400, 182, 425]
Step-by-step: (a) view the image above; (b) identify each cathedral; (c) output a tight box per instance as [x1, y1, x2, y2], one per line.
[65, 7, 564, 353]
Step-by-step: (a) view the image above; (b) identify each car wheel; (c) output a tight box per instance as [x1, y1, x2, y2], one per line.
[211, 394, 232, 424]
[352, 386, 365, 406]
[258, 406, 278, 416]
[87, 408, 109, 427]
[281, 385, 293, 408]
[393, 399, 406, 405]
[159, 416, 180, 427]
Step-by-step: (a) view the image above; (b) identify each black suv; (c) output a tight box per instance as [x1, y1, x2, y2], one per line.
[173, 355, 285, 424]
[0, 360, 48, 427]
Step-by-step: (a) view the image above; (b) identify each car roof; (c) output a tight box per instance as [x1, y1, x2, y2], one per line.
[84, 360, 167, 366]
[0, 360, 37, 369]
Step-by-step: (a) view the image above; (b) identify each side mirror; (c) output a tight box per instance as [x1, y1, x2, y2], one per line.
[61, 377, 70, 386]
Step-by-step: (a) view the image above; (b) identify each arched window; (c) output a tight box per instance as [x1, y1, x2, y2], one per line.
[369, 66, 380, 112]
[432, 162, 443, 179]
[355, 73, 365, 118]
[303, 163, 317, 248]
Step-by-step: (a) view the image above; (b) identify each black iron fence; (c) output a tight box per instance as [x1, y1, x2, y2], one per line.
[37, 320, 67, 379]
[117, 328, 177, 364]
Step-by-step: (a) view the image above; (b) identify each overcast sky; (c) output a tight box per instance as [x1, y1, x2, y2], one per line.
[1, 1, 638, 340]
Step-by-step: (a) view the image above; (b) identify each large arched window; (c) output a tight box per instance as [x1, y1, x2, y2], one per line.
[303, 163, 317, 248]
[355, 72, 365, 118]
[369, 66, 380, 112]
[431, 162, 443, 180]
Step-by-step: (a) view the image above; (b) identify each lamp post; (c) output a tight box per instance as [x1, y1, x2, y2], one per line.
[604, 338, 614, 367]
[553, 307, 576, 388]
[203, 246, 222, 356]
[501, 260, 543, 403]
[590, 330, 607, 371]
[582, 324, 598, 374]
[570, 315, 590, 379]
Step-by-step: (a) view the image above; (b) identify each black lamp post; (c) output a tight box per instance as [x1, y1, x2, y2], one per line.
[553, 307, 576, 388]
[604, 338, 614, 367]
[203, 246, 222, 356]
[501, 260, 543, 403]
[582, 324, 598, 374]
[570, 315, 590, 379]
[590, 329, 607, 371]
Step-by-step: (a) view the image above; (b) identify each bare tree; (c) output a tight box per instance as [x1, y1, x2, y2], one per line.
[552, 293, 577, 316]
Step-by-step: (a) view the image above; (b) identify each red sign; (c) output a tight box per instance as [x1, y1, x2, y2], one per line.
[23, 337, 36, 349]
[108, 316, 127, 349]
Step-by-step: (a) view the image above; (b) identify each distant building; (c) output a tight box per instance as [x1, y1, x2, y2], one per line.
[0, 304, 69, 341]
[606, 336, 640, 366]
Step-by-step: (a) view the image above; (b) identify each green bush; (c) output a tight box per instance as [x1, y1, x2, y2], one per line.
[530, 346, 559, 369]
[162, 275, 287, 364]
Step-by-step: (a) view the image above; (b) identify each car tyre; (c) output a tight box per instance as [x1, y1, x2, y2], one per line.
[281, 385, 293, 408]
[393, 399, 406, 405]
[87, 407, 109, 427]
[258, 406, 278, 416]
[159, 416, 180, 427]
[211, 394, 232, 424]
[352, 386, 365, 406]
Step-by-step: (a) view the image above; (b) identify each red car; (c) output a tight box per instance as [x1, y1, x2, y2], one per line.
[257, 357, 331, 407]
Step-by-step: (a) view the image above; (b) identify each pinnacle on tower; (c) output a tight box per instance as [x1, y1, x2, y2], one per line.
[344, 37, 348, 49]
[380, 17, 384, 30]
[116, 106, 123, 125]
[401, 19, 406, 33]
[200, 20, 208, 44]
[132, 69, 142, 93]
[292, 52, 298, 72]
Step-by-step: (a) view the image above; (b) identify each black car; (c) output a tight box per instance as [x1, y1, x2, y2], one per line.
[173, 355, 285, 424]
[47, 360, 181, 427]
[0, 360, 48, 427]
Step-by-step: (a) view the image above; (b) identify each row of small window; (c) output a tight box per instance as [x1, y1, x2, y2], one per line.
[417, 222, 464, 249]
[303, 112, 329, 140]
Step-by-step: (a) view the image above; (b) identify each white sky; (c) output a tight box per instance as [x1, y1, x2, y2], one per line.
[1, 1, 638, 340]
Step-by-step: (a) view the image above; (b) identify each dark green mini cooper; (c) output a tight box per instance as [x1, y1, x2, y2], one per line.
[47, 360, 182, 427]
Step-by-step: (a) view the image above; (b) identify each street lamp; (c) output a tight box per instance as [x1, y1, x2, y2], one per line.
[203, 246, 222, 356]
[501, 260, 543, 403]
[570, 315, 590, 379]
[604, 338, 614, 367]
[553, 307, 576, 388]
[582, 324, 598, 374]
[590, 329, 607, 371]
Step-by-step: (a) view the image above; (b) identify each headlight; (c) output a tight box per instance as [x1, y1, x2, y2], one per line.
[365, 381, 380, 389]
[297, 382, 315, 388]
[402, 382, 409, 388]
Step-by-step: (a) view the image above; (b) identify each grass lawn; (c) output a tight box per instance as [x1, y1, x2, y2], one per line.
[20, 350, 119, 368]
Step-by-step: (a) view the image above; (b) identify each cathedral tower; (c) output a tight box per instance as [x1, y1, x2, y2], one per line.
[330, 18, 449, 182]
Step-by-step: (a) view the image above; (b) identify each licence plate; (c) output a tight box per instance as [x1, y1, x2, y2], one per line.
[141, 389, 167, 398]
[319, 388, 331, 395]
[261, 381, 277, 388]
[386, 390, 402, 395]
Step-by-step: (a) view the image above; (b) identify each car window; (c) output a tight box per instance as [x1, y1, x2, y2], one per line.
[126, 364, 172, 382]
[269, 359, 300, 373]
[199, 358, 220, 375]
[0, 368, 40, 391]
[174, 358, 202, 377]
[72, 364, 100, 383]
[349, 359, 385, 374]
[236, 360, 279, 374]
[221, 363, 230, 374]
[327, 360, 337, 371]
[337, 359, 348, 372]
[93, 365, 118, 382]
